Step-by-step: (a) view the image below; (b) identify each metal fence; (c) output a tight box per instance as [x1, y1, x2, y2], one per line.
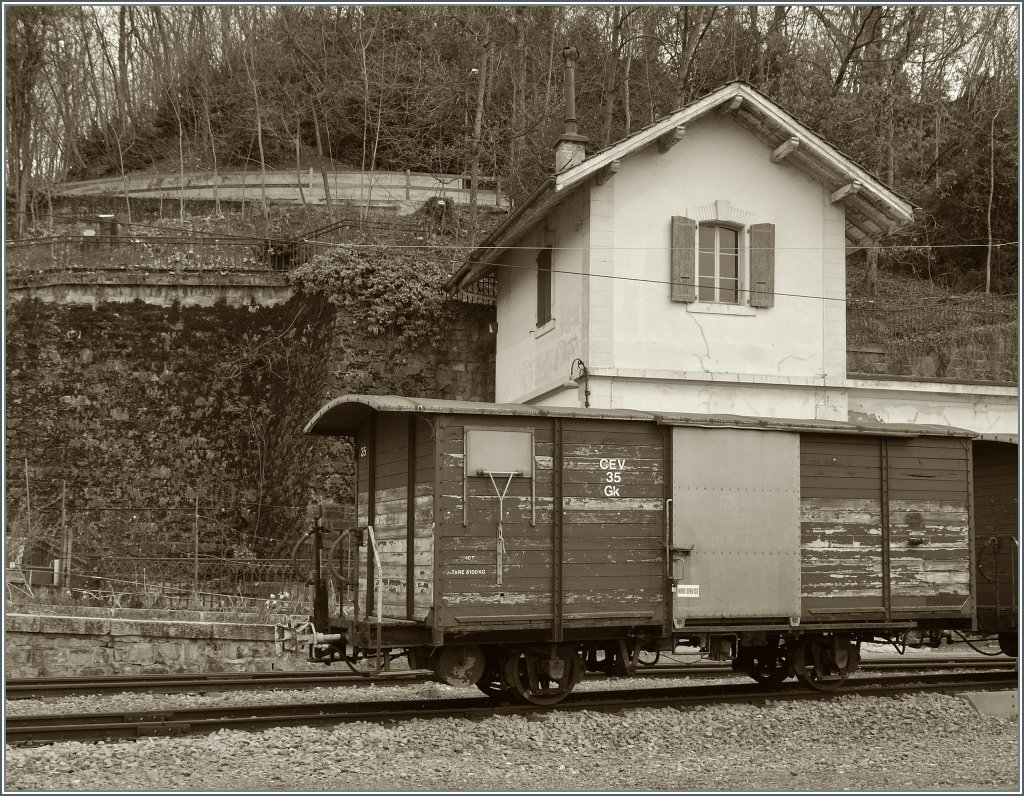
[4, 484, 330, 614]
[5, 235, 296, 278]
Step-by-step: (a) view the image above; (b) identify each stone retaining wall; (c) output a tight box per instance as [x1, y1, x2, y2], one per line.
[4, 608, 318, 678]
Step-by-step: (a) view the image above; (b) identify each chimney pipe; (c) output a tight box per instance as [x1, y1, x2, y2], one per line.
[554, 45, 588, 173]
[562, 46, 579, 136]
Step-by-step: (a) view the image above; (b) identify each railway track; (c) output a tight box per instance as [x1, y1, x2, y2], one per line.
[6, 670, 1016, 746]
[6, 656, 1012, 699]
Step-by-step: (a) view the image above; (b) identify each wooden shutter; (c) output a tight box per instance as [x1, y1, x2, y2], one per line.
[670, 216, 696, 303]
[748, 222, 775, 308]
[536, 247, 552, 325]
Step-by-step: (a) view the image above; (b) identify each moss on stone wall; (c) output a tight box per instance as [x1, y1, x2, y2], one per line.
[4, 291, 495, 566]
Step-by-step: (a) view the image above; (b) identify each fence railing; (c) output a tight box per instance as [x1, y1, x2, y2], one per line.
[5, 235, 300, 278]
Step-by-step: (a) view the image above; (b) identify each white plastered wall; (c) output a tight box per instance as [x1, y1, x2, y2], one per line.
[494, 189, 589, 403]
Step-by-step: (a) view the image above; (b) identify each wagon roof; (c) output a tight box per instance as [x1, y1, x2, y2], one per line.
[305, 394, 976, 439]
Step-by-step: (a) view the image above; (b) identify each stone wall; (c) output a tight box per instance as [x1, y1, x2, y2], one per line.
[4, 607, 317, 677]
[4, 276, 495, 566]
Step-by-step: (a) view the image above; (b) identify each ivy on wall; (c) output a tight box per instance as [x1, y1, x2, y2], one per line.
[4, 281, 495, 566]
[290, 244, 456, 354]
[4, 296, 344, 562]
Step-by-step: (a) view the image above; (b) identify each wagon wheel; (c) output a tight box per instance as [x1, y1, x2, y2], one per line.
[475, 648, 516, 699]
[792, 635, 859, 692]
[476, 671, 515, 698]
[737, 637, 789, 687]
[746, 652, 789, 687]
[503, 648, 582, 706]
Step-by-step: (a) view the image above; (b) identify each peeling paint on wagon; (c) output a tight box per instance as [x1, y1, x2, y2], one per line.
[300, 394, 996, 689]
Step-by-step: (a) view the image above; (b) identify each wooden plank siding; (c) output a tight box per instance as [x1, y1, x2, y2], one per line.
[800, 433, 973, 619]
[972, 441, 1019, 631]
[437, 416, 554, 626]
[435, 415, 667, 631]
[886, 438, 970, 611]
[559, 421, 667, 624]
[351, 414, 435, 622]
[800, 435, 884, 606]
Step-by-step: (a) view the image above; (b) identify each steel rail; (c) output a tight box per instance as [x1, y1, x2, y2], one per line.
[6, 657, 1013, 699]
[6, 671, 1016, 746]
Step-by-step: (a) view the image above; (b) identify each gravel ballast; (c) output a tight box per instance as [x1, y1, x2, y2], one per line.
[5, 683, 1018, 792]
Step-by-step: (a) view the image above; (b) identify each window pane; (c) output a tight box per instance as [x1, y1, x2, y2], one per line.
[720, 227, 738, 254]
[698, 277, 716, 302]
[720, 252, 738, 280]
[720, 278, 738, 304]
[698, 249, 715, 278]
[699, 225, 715, 251]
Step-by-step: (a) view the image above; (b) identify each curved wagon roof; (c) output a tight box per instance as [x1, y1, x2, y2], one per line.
[305, 394, 976, 440]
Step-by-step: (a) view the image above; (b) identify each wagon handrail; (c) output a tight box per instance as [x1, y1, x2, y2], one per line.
[365, 524, 383, 671]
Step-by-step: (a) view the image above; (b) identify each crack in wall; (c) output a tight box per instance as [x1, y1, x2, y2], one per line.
[689, 314, 714, 374]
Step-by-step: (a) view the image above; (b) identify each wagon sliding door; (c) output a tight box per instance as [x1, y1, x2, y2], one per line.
[886, 436, 971, 618]
[799, 433, 972, 622]
[437, 419, 554, 628]
[560, 420, 667, 628]
[671, 427, 802, 623]
[973, 440, 1019, 633]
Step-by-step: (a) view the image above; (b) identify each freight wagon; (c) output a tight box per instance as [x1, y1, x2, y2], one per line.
[277, 395, 1018, 704]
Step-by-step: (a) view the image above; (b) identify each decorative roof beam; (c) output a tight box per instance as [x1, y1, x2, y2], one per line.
[720, 96, 743, 115]
[595, 159, 622, 185]
[844, 223, 869, 248]
[830, 181, 862, 204]
[770, 137, 801, 163]
[657, 126, 686, 153]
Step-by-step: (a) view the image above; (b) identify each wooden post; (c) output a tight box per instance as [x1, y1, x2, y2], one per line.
[60, 481, 70, 588]
[193, 496, 199, 601]
[24, 458, 31, 540]
[405, 169, 411, 199]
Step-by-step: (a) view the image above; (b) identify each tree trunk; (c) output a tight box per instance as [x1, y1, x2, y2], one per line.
[468, 15, 492, 246]
[202, 93, 220, 216]
[600, 6, 621, 148]
[986, 109, 999, 294]
[312, 111, 334, 220]
[673, 7, 710, 108]
[244, 53, 269, 220]
[864, 246, 878, 297]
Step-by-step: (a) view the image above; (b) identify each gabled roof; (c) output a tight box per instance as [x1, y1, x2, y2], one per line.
[448, 81, 917, 293]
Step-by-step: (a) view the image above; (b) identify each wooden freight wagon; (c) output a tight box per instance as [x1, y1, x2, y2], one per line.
[280, 395, 1009, 702]
[972, 438, 1019, 656]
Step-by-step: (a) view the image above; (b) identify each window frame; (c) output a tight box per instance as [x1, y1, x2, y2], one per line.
[697, 222, 746, 306]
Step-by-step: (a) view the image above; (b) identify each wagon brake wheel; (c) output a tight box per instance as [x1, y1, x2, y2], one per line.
[792, 636, 858, 692]
[503, 649, 582, 706]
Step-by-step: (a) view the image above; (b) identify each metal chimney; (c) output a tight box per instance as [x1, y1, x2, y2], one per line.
[554, 46, 588, 173]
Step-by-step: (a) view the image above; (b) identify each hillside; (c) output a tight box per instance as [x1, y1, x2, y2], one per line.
[7, 172, 1016, 386]
[846, 261, 1017, 383]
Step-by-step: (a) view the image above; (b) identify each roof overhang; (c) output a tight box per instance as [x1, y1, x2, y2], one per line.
[447, 82, 918, 293]
[305, 394, 975, 441]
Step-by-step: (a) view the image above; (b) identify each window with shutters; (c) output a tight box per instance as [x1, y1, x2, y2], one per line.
[671, 215, 775, 309]
[536, 247, 553, 326]
[698, 224, 741, 304]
